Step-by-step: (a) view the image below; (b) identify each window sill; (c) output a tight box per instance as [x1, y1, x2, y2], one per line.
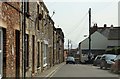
[37, 67, 41, 70]
[43, 63, 47, 67]
[26, 67, 30, 71]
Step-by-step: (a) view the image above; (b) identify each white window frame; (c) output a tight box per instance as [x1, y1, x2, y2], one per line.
[0, 28, 3, 78]
[43, 44, 47, 67]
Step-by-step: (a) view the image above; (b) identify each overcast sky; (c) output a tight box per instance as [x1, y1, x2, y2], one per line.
[44, 0, 119, 49]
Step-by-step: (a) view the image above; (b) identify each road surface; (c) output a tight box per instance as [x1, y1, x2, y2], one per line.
[49, 64, 120, 79]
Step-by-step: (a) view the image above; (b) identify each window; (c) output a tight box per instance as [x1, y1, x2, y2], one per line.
[37, 4, 40, 30]
[25, 34, 29, 68]
[25, 0, 30, 18]
[43, 44, 47, 67]
[32, 35, 35, 73]
[15, 30, 20, 77]
[37, 42, 40, 68]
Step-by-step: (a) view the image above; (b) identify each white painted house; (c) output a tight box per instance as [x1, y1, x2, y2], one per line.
[118, 1, 120, 27]
[80, 27, 120, 55]
[81, 31, 108, 50]
[79, 31, 108, 63]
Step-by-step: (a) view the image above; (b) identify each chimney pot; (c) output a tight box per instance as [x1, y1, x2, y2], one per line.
[104, 24, 107, 27]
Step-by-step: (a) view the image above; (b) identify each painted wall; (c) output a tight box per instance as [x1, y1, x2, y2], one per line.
[118, 1, 120, 26]
[81, 31, 108, 50]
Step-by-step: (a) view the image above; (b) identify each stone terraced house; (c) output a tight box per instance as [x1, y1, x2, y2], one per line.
[0, 0, 64, 78]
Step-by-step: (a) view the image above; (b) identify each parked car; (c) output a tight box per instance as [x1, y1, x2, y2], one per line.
[80, 54, 88, 64]
[100, 54, 117, 69]
[110, 55, 120, 73]
[93, 55, 102, 66]
[66, 56, 75, 64]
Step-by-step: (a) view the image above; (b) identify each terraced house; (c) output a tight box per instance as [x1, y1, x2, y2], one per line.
[0, 0, 64, 78]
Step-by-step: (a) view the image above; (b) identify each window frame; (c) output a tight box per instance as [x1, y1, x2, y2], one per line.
[25, 34, 29, 69]
[37, 42, 41, 68]
[43, 44, 47, 67]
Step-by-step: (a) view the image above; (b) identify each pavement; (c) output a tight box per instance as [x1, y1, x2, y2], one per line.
[34, 62, 65, 78]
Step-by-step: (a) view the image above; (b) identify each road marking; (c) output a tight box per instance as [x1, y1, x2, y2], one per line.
[45, 63, 65, 79]
[49, 63, 64, 78]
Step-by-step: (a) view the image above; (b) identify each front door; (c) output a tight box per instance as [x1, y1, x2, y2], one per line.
[0, 29, 3, 78]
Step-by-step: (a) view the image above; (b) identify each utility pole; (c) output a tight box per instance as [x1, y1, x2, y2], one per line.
[88, 8, 91, 62]
[71, 42, 72, 50]
[68, 39, 69, 56]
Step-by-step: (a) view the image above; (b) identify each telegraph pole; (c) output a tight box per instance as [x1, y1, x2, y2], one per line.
[71, 43, 72, 50]
[68, 39, 69, 56]
[88, 8, 91, 62]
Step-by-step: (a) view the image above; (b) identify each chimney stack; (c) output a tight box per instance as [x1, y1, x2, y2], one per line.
[104, 24, 107, 28]
[110, 25, 114, 29]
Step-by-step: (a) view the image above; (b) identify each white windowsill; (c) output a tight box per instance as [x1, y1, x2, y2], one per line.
[37, 67, 41, 70]
[43, 63, 47, 67]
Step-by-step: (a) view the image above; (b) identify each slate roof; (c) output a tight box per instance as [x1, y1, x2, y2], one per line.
[97, 27, 110, 38]
[97, 27, 120, 40]
[108, 28, 120, 40]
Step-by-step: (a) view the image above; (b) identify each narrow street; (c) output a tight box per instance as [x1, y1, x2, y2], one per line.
[49, 63, 120, 79]
[0, 1, 120, 78]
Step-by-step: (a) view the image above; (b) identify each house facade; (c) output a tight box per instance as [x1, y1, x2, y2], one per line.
[56, 28, 64, 64]
[80, 31, 108, 55]
[118, 1, 120, 27]
[106, 27, 120, 54]
[0, 1, 64, 78]
[0, 2, 20, 77]
[79, 25, 120, 63]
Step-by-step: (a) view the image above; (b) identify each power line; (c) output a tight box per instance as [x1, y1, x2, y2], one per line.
[66, 17, 88, 45]
[66, 12, 88, 37]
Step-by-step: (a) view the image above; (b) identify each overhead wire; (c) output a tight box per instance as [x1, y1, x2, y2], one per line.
[64, 11, 89, 49]
[66, 12, 88, 37]
[73, 18, 89, 43]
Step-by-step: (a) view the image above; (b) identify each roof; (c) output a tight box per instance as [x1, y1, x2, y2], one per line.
[97, 27, 120, 40]
[97, 27, 110, 38]
[108, 28, 120, 40]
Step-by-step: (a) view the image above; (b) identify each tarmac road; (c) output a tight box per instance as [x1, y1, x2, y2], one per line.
[49, 64, 120, 79]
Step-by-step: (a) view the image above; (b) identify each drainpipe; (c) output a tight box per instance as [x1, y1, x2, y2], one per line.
[23, 1, 27, 78]
[22, 1, 26, 78]
[21, 1, 24, 78]
[53, 25, 54, 66]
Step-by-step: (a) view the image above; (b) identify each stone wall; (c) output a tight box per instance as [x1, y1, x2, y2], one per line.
[0, 2, 20, 77]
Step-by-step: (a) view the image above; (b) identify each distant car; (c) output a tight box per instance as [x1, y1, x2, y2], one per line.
[93, 55, 102, 66]
[66, 56, 75, 64]
[100, 54, 117, 69]
[110, 55, 120, 73]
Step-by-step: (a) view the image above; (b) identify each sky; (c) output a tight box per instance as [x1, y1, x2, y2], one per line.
[44, 0, 119, 49]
